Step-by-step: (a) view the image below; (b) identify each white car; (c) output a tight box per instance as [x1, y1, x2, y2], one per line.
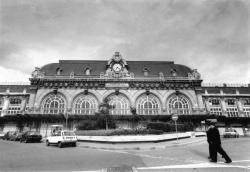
[223, 129, 239, 138]
[46, 130, 77, 148]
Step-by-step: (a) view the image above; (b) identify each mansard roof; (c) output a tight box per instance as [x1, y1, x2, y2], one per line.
[0, 85, 31, 93]
[40, 60, 192, 77]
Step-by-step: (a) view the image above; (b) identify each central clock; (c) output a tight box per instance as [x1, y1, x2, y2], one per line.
[112, 63, 122, 72]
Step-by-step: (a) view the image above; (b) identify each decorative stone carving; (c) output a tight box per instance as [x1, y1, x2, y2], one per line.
[188, 69, 201, 80]
[31, 67, 45, 78]
[102, 52, 134, 79]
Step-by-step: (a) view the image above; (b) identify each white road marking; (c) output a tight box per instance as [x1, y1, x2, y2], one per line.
[73, 160, 250, 172]
[137, 160, 250, 170]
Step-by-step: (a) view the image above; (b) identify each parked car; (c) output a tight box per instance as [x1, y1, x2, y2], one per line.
[2, 131, 15, 140]
[46, 130, 77, 148]
[9, 131, 23, 141]
[223, 129, 239, 138]
[0, 131, 4, 139]
[20, 131, 42, 143]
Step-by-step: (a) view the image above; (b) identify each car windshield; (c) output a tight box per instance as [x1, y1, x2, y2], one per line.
[63, 131, 75, 136]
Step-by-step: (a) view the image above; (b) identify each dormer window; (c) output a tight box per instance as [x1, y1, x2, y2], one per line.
[171, 68, 177, 77]
[56, 68, 62, 75]
[84, 67, 91, 75]
[143, 67, 149, 76]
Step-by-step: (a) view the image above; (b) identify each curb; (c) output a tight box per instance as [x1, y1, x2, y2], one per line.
[78, 137, 206, 151]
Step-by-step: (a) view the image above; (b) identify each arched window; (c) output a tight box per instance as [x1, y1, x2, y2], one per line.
[107, 94, 130, 115]
[168, 94, 190, 115]
[208, 98, 222, 116]
[72, 94, 98, 115]
[56, 68, 62, 75]
[241, 98, 250, 117]
[42, 94, 66, 114]
[136, 94, 161, 115]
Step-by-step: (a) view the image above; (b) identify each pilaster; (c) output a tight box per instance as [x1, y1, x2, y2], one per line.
[1, 96, 10, 116]
[236, 98, 244, 117]
[220, 98, 228, 117]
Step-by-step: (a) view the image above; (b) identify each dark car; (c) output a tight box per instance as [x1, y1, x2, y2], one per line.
[20, 131, 42, 143]
[3, 131, 15, 140]
[9, 131, 23, 141]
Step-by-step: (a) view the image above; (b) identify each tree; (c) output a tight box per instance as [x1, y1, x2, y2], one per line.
[99, 98, 114, 130]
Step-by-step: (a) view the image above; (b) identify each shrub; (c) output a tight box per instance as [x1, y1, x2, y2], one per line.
[76, 120, 97, 130]
[76, 128, 163, 136]
[76, 114, 116, 130]
[147, 121, 194, 132]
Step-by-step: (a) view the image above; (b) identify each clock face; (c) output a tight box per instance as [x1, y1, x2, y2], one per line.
[112, 63, 122, 72]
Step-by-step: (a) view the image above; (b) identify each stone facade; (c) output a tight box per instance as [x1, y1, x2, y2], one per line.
[0, 52, 249, 132]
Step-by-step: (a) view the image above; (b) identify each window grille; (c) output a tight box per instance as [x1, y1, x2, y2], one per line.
[208, 98, 222, 115]
[136, 94, 160, 115]
[168, 95, 190, 115]
[108, 94, 130, 115]
[42, 94, 66, 114]
[73, 94, 97, 115]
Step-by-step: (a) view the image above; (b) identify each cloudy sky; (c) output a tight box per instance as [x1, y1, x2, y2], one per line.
[0, 0, 249, 83]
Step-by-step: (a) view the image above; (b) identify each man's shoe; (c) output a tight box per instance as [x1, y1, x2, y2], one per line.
[210, 160, 217, 163]
[225, 160, 232, 163]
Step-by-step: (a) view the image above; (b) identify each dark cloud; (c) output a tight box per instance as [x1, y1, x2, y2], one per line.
[0, 0, 249, 83]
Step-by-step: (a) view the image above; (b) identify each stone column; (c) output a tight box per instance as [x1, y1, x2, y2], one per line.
[1, 96, 10, 116]
[204, 98, 211, 113]
[196, 91, 205, 113]
[20, 97, 27, 114]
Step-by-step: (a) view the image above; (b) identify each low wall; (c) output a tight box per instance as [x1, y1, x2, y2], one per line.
[77, 132, 206, 143]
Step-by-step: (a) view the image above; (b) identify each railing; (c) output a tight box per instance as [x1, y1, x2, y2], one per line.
[0, 82, 30, 85]
[32, 75, 197, 81]
[202, 83, 249, 87]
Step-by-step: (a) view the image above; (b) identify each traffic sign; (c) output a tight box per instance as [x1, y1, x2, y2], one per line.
[172, 114, 178, 121]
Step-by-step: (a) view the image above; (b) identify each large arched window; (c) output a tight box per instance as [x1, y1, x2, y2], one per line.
[72, 94, 98, 115]
[168, 94, 190, 115]
[42, 94, 66, 114]
[107, 94, 130, 115]
[136, 94, 161, 115]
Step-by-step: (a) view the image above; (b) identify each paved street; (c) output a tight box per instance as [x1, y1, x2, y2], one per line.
[0, 137, 249, 171]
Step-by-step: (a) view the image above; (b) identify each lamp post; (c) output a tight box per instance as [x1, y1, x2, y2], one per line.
[64, 113, 68, 129]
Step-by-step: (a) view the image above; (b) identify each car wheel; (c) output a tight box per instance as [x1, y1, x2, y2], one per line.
[58, 142, 63, 148]
[46, 140, 50, 146]
[72, 142, 77, 147]
[24, 139, 28, 143]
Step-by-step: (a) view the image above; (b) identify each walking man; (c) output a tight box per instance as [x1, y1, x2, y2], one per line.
[206, 119, 232, 163]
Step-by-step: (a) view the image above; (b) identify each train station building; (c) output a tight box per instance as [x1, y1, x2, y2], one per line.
[0, 52, 250, 132]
